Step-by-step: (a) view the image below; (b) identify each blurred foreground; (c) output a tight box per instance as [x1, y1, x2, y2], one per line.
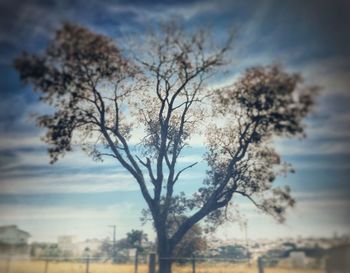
[1, 225, 350, 273]
[0, 260, 323, 273]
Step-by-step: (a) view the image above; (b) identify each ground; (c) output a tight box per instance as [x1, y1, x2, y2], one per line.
[0, 260, 324, 273]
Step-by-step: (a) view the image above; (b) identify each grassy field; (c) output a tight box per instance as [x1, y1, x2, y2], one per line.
[0, 260, 324, 273]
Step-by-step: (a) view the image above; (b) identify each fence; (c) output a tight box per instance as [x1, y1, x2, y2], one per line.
[0, 254, 325, 273]
[156, 255, 254, 273]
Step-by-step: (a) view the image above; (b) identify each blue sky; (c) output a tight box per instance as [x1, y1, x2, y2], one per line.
[0, 0, 349, 242]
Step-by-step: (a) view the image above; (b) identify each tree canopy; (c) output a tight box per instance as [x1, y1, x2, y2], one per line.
[14, 22, 317, 273]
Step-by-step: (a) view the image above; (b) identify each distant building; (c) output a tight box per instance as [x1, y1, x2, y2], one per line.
[0, 225, 30, 245]
[57, 236, 104, 257]
[277, 248, 325, 269]
[325, 244, 350, 273]
[57, 235, 77, 255]
[0, 225, 31, 258]
[74, 239, 103, 256]
[289, 251, 314, 268]
[30, 242, 61, 258]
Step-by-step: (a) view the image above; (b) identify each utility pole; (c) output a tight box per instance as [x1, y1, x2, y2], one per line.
[243, 220, 251, 266]
[109, 225, 117, 263]
[244, 221, 248, 252]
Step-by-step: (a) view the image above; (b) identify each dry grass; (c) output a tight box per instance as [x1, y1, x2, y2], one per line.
[0, 260, 324, 273]
[175, 262, 323, 273]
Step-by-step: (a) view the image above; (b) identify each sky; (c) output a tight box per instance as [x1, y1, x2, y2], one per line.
[0, 0, 349, 243]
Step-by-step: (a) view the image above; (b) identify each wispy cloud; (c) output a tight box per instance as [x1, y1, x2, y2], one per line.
[0, 145, 141, 194]
[0, 202, 136, 221]
[0, 202, 155, 241]
[0, 173, 138, 194]
[0, 0, 349, 241]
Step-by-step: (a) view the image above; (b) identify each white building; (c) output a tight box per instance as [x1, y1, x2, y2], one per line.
[57, 236, 103, 257]
[74, 239, 103, 256]
[0, 225, 30, 245]
[57, 235, 77, 254]
[0, 225, 31, 258]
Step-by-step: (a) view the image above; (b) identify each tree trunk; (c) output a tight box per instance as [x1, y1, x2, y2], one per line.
[158, 257, 172, 273]
[157, 229, 173, 273]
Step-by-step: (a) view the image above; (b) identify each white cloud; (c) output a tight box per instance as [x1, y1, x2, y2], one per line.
[177, 154, 203, 163]
[293, 189, 348, 199]
[214, 188, 350, 240]
[0, 134, 43, 150]
[0, 172, 139, 194]
[108, 1, 218, 23]
[298, 57, 350, 96]
[275, 139, 350, 158]
[0, 203, 134, 221]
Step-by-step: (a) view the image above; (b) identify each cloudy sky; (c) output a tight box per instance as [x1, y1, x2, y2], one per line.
[0, 0, 349, 243]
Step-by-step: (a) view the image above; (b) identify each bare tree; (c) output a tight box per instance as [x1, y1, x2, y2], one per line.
[14, 22, 317, 273]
